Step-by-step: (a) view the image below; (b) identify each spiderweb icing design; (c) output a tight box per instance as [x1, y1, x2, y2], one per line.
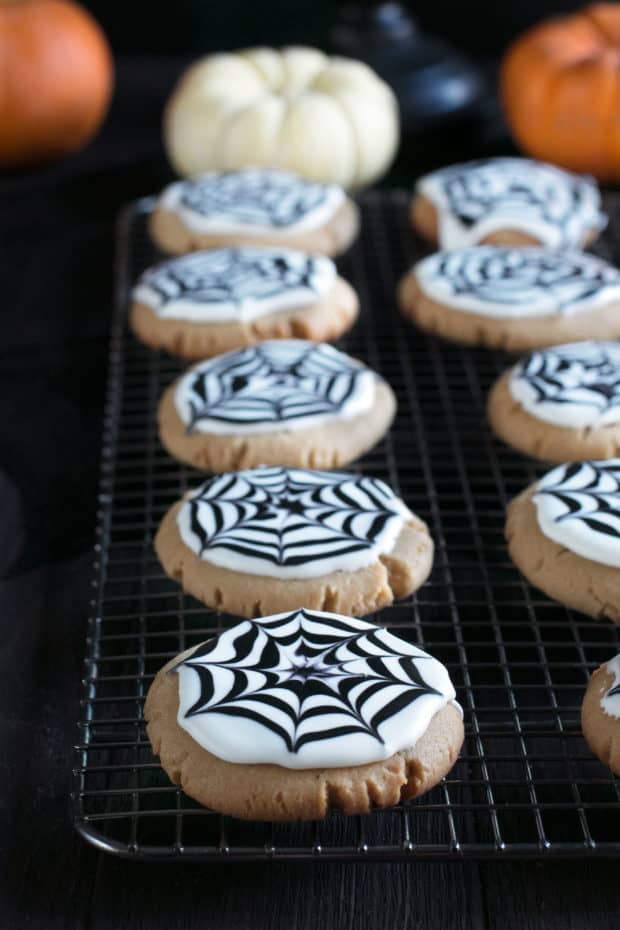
[510, 342, 620, 428]
[176, 466, 408, 579]
[600, 654, 620, 718]
[418, 158, 605, 249]
[133, 247, 336, 322]
[175, 340, 375, 435]
[414, 247, 620, 318]
[533, 460, 620, 567]
[160, 168, 344, 233]
[173, 608, 458, 768]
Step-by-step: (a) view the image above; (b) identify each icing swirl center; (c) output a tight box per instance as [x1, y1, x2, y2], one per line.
[176, 466, 408, 579]
[174, 608, 459, 768]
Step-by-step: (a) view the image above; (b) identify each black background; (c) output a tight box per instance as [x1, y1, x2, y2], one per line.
[83, 0, 587, 56]
[3, 4, 620, 927]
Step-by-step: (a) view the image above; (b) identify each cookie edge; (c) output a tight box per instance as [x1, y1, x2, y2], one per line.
[144, 654, 464, 821]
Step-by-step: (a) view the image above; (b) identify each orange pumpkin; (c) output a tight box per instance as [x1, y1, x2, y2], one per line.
[501, 3, 620, 182]
[0, 0, 113, 166]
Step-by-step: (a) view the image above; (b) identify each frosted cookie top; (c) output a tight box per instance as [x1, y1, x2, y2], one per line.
[158, 168, 345, 236]
[416, 158, 605, 249]
[132, 247, 337, 323]
[174, 340, 377, 435]
[414, 247, 620, 318]
[173, 607, 459, 769]
[510, 342, 620, 429]
[176, 466, 409, 580]
[533, 460, 620, 568]
[600, 654, 620, 719]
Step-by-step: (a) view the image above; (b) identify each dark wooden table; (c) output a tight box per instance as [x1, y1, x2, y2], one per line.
[2, 58, 619, 930]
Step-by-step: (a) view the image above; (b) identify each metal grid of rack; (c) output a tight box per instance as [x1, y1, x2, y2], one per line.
[72, 191, 620, 860]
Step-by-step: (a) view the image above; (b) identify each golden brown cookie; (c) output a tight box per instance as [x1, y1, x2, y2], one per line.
[581, 655, 620, 775]
[506, 463, 620, 623]
[155, 467, 434, 619]
[488, 343, 620, 463]
[410, 157, 604, 249]
[149, 168, 359, 257]
[399, 247, 620, 352]
[144, 609, 464, 821]
[130, 248, 358, 359]
[158, 341, 396, 471]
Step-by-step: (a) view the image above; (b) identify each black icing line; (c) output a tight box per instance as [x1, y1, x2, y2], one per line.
[178, 609, 442, 754]
[184, 467, 403, 569]
[178, 170, 334, 227]
[181, 343, 367, 434]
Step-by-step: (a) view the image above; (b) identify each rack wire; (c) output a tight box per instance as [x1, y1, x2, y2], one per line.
[72, 191, 620, 860]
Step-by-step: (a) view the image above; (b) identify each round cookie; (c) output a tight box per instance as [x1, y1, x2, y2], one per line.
[144, 607, 464, 820]
[411, 157, 605, 250]
[506, 460, 620, 622]
[581, 654, 620, 776]
[488, 342, 620, 463]
[149, 167, 359, 257]
[130, 246, 358, 359]
[158, 340, 396, 471]
[155, 466, 434, 618]
[399, 247, 620, 351]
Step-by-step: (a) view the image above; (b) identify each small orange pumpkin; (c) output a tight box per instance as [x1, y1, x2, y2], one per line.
[501, 3, 620, 182]
[0, 0, 113, 166]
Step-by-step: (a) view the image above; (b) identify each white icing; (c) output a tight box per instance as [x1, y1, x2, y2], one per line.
[510, 342, 620, 429]
[174, 340, 377, 435]
[414, 247, 620, 318]
[417, 158, 605, 250]
[133, 247, 336, 323]
[533, 460, 620, 567]
[159, 168, 345, 236]
[174, 608, 459, 769]
[600, 654, 620, 719]
[176, 466, 409, 580]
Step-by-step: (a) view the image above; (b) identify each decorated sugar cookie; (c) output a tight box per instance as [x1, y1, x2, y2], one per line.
[411, 157, 605, 250]
[506, 459, 620, 622]
[399, 247, 620, 351]
[155, 466, 434, 618]
[488, 342, 620, 462]
[158, 340, 396, 471]
[149, 167, 359, 256]
[581, 654, 620, 775]
[130, 247, 358, 358]
[144, 608, 464, 819]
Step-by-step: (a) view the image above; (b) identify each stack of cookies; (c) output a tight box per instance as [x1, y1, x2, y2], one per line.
[399, 155, 620, 778]
[130, 167, 464, 821]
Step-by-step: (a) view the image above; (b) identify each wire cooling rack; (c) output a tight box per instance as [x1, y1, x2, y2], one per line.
[72, 191, 620, 861]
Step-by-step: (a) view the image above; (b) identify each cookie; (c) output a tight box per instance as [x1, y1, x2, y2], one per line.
[581, 654, 620, 775]
[488, 342, 620, 462]
[130, 246, 358, 359]
[149, 167, 359, 257]
[506, 460, 620, 622]
[399, 247, 620, 351]
[144, 607, 464, 820]
[155, 466, 434, 618]
[158, 340, 396, 471]
[411, 157, 605, 249]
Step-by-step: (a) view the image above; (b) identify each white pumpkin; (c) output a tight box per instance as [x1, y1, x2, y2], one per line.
[164, 46, 400, 189]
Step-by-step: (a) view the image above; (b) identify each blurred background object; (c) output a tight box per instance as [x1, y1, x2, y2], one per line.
[329, 2, 489, 177]
[501, 2, 620, 182]
[0, 0, 113, 167]
[330, 4, 484, 134]
[164, 47, 399, 188]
